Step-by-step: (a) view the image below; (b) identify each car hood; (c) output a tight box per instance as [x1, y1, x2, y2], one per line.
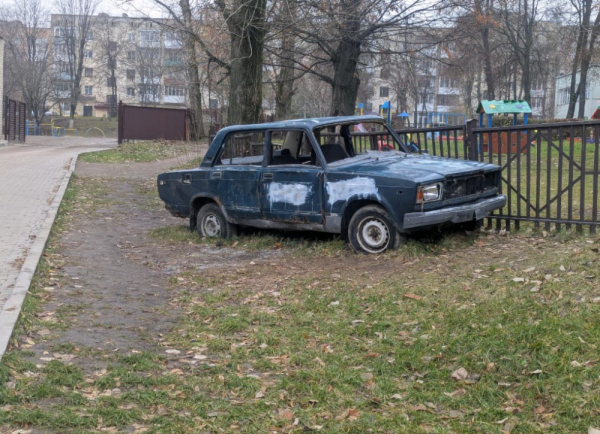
[331, 153, 498, 182]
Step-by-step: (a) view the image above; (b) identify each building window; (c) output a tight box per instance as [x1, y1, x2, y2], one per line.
[84, 50, 93, 59]
[55, 81, 70, 92]
[127, 87, 135, 96]
[127, 32, 135, 42]
[418, 93, 434, 105]
[107, 58, 117, 69]
[440, 76, 458, 89]
[108, 41, 117, 52]
[127, 51, 136, 61]
[165, 85, 185, 96]
[380, 67, 390, 80]
[558, 88, 569, 105]
[139, 29, 160, 47]
[126, 69, 135, 80]
[84, 85, 93, 95]
[84, 68, 93, 77]
[106, 77, 116, 87]
[209, 98, 219, 109]
[379, 86, 389, 97]
[438, 95, 457, 107]
[86, 31, 93, 41]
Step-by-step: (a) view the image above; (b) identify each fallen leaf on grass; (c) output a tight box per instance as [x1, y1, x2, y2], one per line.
[336, 408, 360, 421]
[446, 410, 465, 418]
[278, 409, 294, 421]
[444, 388, 467, 398]
[529, 369, 543, 375]
[403, 293, 422, 301]
[165, 349, 180, 355]
[451, 367, 468, 380]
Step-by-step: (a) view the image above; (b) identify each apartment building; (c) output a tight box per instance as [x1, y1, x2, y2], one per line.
[554, 67, 600, 119]
[50, 13, 189, 118]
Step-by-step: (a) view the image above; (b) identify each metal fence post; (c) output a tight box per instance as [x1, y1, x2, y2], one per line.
[464, 118, 479, 161]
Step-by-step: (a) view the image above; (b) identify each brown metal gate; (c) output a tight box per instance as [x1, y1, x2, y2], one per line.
[4, 98, 26, 142]
[118, 101, 189, 144]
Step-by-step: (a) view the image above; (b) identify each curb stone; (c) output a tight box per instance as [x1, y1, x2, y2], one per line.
[0, 156, 78, 360]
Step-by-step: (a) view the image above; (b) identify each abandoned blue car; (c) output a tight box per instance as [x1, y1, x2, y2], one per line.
[157, 115, 506, 254]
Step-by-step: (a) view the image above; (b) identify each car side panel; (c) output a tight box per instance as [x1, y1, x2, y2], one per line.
[209, 166, 262, 220]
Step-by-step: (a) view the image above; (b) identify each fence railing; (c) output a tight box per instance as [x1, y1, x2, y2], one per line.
[471, 121, 599, 234]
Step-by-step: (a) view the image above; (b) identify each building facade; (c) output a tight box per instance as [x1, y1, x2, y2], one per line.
[554, 67, 600, 119]
[50, 13, 193, 118]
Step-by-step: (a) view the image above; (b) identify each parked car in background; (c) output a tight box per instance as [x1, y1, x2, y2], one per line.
[157, 115, 505, 254]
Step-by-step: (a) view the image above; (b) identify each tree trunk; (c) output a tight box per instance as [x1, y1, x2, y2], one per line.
[330, 39, 361, 116]
[567, 0, 592, 118]
[220, 0, 266, 125]
[478, 0, 495, 100]
[577, 10, 600, 118]
[275, 36, 295, 120]
[180, 0, 204, 139]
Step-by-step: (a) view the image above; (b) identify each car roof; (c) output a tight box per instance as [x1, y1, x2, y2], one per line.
[217, 115, 385, 133]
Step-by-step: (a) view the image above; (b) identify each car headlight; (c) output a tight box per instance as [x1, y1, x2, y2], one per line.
[416, 183, 443, 204]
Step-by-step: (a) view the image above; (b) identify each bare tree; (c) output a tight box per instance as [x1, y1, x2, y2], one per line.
[564, 0, 600, 118]
[54, 0, 99, 127]
[496, 0, 544, 103]
[289, 0, 452, 116]
[1, 0, 54, 125]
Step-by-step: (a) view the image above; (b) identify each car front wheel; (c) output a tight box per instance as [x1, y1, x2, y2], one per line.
[196, 203, 237, 238]
[348, 205, 403, 254]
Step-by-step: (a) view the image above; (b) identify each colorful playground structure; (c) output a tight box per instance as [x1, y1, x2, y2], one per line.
[25, 119, 78, 137]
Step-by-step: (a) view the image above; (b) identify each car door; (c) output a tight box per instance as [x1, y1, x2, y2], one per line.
[259, 130, 324, 224]
[209, 131, 265, 221]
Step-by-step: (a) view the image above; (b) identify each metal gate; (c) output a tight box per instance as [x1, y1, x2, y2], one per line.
[118, 101, 189, 144]
[4, 98, 26, 142]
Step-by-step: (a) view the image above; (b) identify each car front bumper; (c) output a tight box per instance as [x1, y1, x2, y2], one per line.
[402, 195, 506, 230]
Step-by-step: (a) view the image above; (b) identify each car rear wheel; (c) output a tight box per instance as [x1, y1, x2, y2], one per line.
[348, 205, 403, 254]
[196, 203, 237, 238]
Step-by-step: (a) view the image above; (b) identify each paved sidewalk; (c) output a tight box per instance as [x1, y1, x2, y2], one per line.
[0, 137, 115, 358]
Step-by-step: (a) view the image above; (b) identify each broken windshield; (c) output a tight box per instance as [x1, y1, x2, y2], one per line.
[313, 121, 408, 165]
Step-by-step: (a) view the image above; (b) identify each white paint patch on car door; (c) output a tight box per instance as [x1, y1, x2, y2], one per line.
[326, 177, 379, 206]
[267, 182, 312, 206]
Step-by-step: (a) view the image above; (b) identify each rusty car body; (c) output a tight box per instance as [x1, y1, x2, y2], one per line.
[157, 115, 506, 254]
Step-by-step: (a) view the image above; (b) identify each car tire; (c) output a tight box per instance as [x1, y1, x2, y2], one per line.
[196, 203, 237, 238]
[348, 205, 402, 254]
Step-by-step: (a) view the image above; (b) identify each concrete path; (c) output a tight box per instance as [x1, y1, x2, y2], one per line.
[0, 136, 115, 359]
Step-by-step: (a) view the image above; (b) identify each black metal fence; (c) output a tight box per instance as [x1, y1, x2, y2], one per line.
[4, 98, 26, 142]
[394, 120, 599, 233]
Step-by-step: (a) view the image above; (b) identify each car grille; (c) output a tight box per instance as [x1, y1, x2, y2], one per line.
[444, 172, 498, 200]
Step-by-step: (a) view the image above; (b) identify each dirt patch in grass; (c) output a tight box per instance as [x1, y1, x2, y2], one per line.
[1, 158, 599, 433]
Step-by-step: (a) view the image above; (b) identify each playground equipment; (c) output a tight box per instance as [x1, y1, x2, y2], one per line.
[476, 100, 532, 154]
[24, 119, 77, 137]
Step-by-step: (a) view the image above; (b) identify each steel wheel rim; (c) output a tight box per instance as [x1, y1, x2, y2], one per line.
[358, 217, 389, 253]
[202, 213, 221, 237]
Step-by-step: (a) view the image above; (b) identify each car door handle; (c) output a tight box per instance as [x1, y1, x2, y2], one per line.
[262, 173, 273, 180]
[182, 173, 192, 184]
[211, 172, 222, 179]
